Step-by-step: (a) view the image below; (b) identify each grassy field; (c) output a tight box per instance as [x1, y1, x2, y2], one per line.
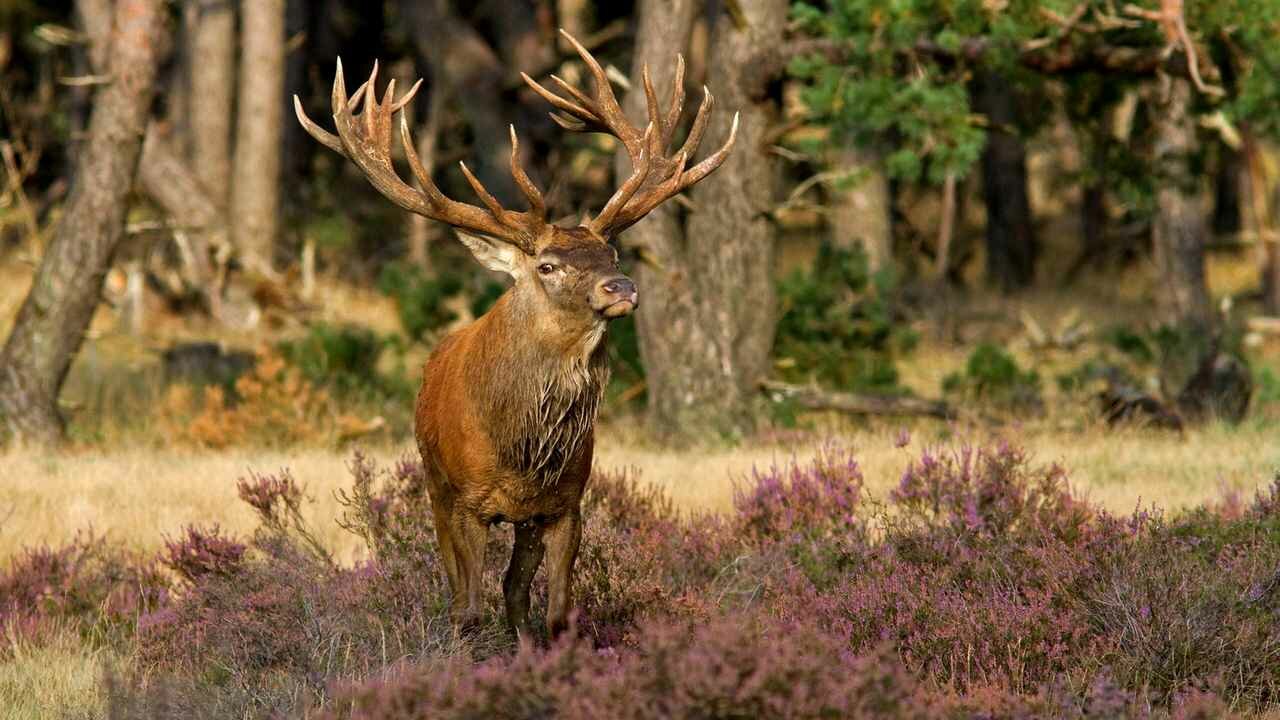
[4, 427, 1278, 719]
[2, 422, 1276, 563]
[4, 256, 1280, 718]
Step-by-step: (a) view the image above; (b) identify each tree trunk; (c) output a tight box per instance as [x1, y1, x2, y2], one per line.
[618, 0, 698, 439]
[138, 125, 225, 319]
[825, 146, 892, 273]
[974, 71, 1036, 291]
[1242, 132, 1279, 314]
[1212, 145, 1243, 236]
[186, 0, 236, 210]
[0, 0, 169, 446]
[230, 0, 285, 274]
[623, 0, 783, 442]
[1150, 76, 1213, 329]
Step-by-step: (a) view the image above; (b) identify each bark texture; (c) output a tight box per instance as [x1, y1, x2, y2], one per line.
[186, 0, 236, 209]
[974, 71, 1036, 291]
[622, 0, 783, 441]
[1150, 76, 1212, 329]
[0, 0, 169, 445]
[139, 125, 225, 318]
[826, 147, 892, 272]
[231, 0, 284, 273]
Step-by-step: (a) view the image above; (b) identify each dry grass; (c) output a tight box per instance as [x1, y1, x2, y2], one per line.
[2, 423, 1276, 563]
[0, 626, 114, 720]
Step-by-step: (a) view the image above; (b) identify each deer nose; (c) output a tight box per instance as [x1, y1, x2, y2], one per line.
[601, 277, 636, 298]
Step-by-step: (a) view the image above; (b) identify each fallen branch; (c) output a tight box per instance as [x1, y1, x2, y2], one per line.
[760, 379, 956, 420]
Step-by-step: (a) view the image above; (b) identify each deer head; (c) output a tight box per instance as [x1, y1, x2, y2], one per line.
[294, 30, 737, 333]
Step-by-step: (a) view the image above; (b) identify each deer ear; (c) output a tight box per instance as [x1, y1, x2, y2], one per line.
[455, 231, 526, 278]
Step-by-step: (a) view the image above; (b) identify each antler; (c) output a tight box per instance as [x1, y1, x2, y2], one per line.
[294, 60, 548, 253]
[522, 29, 739, 237]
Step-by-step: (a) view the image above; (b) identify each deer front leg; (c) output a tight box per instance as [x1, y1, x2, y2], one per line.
[542, 510, 582, 638]
[503, 520, 546, 643]
[449, 510, 489, 632]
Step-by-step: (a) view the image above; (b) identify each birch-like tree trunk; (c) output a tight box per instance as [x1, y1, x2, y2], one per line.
[187, 0, 236, 209]
[1151, 76, 1212, 330]
[826, 147, 892, 273]
[230, 0, 284, 274]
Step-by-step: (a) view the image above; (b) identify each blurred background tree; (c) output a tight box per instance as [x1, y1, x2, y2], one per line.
[0, 0, 1277, 446]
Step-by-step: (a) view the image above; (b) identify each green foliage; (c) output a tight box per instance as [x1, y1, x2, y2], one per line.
[789, 0, 1280, 189]
[468, 280, 506, 319]
[774, 242, 916, 393]
[603, 314, 646, 410]
[1256, 366, 1280, 409]
[376, 262, 463, 341]
[944, 343, 1042, 412]
[278, 323, 413, 403]
[1102, 325, 1157, 364]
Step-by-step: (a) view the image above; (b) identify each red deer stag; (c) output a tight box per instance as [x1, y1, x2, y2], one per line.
[294, 31, 736, 640]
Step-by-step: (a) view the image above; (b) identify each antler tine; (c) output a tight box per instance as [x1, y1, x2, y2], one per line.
[361, 61, 380, 141]
[298, 58, 549, 250]
[522, 72, 593, 122]
[293, 94, 345, 156]
[392, 78, 423, 113]
[399, 113, 449, 206]
[661, 55, 686, 148]
[589, 123, 655, 236]
[458, 161, 509, 223]
[609, 112, 738, 235]
[509, 125, 546, 219]
[677, 111, 739, 191]
[675, 87, 715, 162]
[558, 29, 645, 156]
[517, 30, 739, 238]
[641, 65, 664, 155]
[549, 75, 601, 119]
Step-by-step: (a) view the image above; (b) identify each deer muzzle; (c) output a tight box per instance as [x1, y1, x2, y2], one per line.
[595, 276, 638, 319]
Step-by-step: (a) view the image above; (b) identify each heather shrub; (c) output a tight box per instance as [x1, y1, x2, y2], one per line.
[322, 615, 941, 720]
[21, 443, 1280, 717]
[732, 445, 869, 590]
[889, 443, 1090, 543]
[0, 532, 169, 651]
[772, 445, 1109, 692]
[1083, 506, 1280, 706]
[574, 469, 733, 645]
[322, 612, 1215, 720]
[160, 524, 247, 583]
[134, 461, 463, 718]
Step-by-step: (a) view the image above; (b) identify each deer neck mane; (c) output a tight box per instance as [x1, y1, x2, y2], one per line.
[469, 290, 610, 486]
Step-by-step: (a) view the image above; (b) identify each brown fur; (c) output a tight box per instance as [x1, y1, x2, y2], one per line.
[293, 32, 736, 641]
[415, 234, 624, 640]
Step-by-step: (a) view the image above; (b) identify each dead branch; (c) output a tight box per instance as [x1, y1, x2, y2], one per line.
[761, 379, 956, 420]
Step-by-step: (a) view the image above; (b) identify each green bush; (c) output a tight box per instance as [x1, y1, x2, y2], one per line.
[1256, 366, 1280, 409]
[375, 262, 464, 341]
[944, 343, 1042, 413]
[278, 323, 413, 403]
[773, 242, 916, 394]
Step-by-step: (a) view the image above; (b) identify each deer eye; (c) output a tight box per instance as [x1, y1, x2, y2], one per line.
[538, 263, 557, 275]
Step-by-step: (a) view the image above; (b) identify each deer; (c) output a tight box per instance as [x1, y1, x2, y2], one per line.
[294, 30, 737, 640]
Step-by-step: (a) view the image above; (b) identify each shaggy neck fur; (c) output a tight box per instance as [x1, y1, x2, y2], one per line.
[466, 288, 610, 487]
